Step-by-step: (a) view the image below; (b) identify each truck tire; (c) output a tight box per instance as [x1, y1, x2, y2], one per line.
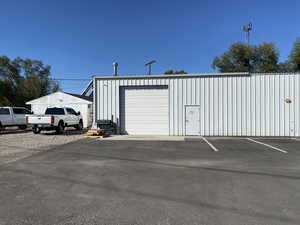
[75, 120, 83, 130]
[0, 122, 3, 131]
[56, 122, 64, 134]
[18, 125, 27, 130]
[33, 127, 41, 134]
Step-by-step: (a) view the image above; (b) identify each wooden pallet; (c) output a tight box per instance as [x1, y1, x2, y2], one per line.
[85, 129, 109, 138]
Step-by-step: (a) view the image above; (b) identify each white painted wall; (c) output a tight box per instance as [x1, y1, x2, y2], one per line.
[27, 92, 93, 128]
[94, 73, 300, 136]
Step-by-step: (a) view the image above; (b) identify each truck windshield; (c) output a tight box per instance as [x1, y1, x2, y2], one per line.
[45, 108, 65, 115]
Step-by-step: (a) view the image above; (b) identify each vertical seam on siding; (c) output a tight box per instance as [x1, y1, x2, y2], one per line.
[250, 76, 252, 135]
[274, 76, 276, 136]
[254, 76, 256, 136]
[110, 80, 112, 121]
[208, 79, 210, 135]
[240, 77, 243, 135]
[222, 78, 224, 135]
[264, 76, 266, 136]
[212, 79, 214, 135]
[182, 79, 184, 135]
[204, 79, 206, 135]
[232, 77, 234, 136]
[105, 81, 108, 119]
[227, 78, 229, 136]
[218, 78, 220, 135]
[173, 79, 175, 135]
[268, 75, 270, 135]
[177, 79, 179, 136]
[288, 75, 290, 136]
[284, 76, 286, 136]
[168, 81, 170, 136]
[279, 76, 281, 136]
[293, 75, 296, 136]
[260, 75, 262, 136]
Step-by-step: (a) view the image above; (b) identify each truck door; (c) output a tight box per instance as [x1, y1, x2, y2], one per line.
[12, 108, 26, 125]
[0, 108, 12, 126]
[66, 108, 77, 125]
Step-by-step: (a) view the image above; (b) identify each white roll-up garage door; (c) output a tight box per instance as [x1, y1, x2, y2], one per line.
[120, 86, 169, 135]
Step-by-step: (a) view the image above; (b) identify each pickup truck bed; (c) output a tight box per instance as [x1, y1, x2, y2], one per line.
[27, 115, 53, 125]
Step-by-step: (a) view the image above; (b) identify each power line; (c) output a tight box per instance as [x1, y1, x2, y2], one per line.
[51, 78, 91, 81]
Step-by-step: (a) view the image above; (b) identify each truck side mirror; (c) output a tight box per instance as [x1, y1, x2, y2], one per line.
[77, 112, 81, 116]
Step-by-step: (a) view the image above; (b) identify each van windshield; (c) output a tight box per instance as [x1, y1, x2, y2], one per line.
[0, 108, 10, 115]
[45, 108, 65, 115]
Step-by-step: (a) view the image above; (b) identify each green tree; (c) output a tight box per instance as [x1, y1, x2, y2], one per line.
[289, 38, 300, 72]
[164, 70, 188, 75]
[254, 42, 280, 72]
[212, 43, 256, 72]
[0, 56, 59, 107]
[277, 61, 294, 73]
[212, 42, 285, 73]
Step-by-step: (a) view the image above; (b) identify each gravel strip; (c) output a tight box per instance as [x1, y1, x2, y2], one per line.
[0, 128, 86, 165]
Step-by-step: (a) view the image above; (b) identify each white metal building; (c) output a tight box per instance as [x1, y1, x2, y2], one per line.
[93, 72, 300, 136]
[26, 91, 93, 128]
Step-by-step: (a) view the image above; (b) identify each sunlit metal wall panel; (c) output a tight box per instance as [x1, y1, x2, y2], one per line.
[94, 73, 300, 136]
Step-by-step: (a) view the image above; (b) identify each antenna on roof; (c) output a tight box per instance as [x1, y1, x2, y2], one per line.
[243, 22, 253, 45]
[145, 60, 156, 75]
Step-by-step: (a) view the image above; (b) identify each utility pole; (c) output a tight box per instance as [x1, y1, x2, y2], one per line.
[145, 60, 156, 75]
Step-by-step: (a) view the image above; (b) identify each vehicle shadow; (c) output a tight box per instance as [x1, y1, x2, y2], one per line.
[0, 129, 32, 135]
[41, 128, 88, 136]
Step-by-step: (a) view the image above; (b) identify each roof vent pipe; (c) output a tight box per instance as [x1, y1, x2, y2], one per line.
[112, 62, 118, 76]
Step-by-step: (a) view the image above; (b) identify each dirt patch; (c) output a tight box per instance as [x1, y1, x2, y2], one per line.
[0, 128, 86, 165]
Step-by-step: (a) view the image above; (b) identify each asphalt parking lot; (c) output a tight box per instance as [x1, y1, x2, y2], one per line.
[0, 137, 300, 225]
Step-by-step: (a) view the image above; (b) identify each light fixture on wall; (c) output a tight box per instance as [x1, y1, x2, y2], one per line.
[285, 98, 292, 103]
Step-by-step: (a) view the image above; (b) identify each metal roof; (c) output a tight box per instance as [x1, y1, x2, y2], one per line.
[65, 92, 93, 102]
[93, 72, 250, 79]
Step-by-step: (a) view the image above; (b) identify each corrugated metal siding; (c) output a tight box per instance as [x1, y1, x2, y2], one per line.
[94, 73, 300, 136]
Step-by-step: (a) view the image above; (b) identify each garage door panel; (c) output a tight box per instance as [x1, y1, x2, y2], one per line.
[120, 86, 169, 135]
[125, 111, 168, 115]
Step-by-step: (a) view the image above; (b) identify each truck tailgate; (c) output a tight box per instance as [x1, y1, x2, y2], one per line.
[27, 115, 52, 124]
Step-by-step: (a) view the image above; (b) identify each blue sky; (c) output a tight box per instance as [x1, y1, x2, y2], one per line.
[1, 0, 300, 93]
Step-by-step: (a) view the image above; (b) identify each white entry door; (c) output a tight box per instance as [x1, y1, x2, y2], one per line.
[185, 106, 200, 135]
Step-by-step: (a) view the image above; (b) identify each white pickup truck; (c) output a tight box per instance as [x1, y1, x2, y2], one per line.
[26, 107, 83, 134]
[0, 107, 32, 130]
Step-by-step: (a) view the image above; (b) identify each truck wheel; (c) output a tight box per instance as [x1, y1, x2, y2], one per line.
[56, 122, 64, 134]
[76, 120, 83, 130]
[0, 122, 3, 132]
[33, 127, 41, 134]
[18, 125, 27, 130]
